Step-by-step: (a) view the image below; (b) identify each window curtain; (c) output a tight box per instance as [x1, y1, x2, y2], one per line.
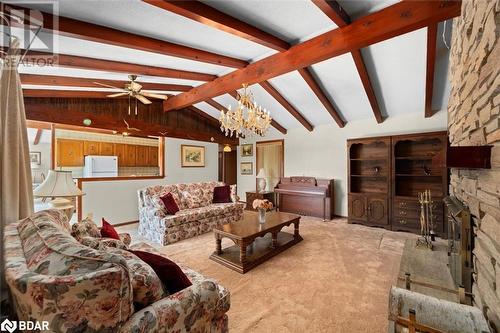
[0, 40, 34, 301]
[256, 141, 283, 191]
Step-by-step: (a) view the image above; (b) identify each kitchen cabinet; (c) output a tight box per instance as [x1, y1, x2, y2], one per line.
[57, 139, 84, 167]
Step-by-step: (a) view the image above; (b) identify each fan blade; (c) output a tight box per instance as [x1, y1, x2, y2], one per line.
[129, 81, 142, 91]
[93, 82, 123, 90]
[136, 94, 152, 104]
[142, 92, 168, 100]
[107, 92, 129, 98]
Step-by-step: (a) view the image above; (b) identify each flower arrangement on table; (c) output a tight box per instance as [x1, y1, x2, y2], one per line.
[252, 199, 274, 223]
[252, 199, 274, 211]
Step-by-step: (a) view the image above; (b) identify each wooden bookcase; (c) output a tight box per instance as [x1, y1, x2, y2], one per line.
[347, 131, 448, 237]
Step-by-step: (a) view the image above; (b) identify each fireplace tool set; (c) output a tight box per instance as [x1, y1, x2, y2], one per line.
[416, 190, 435, 250]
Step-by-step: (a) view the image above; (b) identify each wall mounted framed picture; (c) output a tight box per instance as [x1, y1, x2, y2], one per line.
[241, 144, 253, 157]
[241, 162, 253, 175]
[29, 152, 41, 165]
[181, 145, 205, 167]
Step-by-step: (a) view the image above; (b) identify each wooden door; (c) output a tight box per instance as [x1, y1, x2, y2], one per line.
[124, 145, 136, 167]
[148, 146, 159, 167]
[114, 144, 127, 167]
[135, 145, 149, 167]
[223, 151, 237, 185]
[367, 195, 388, 225]
[83, 141, 99, 156]
[348, 194, 367, 222]
[57, 139, 84, 167]
[99, 142, 114, 156]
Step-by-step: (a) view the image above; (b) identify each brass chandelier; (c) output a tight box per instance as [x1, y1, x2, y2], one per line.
[219, 84, 272, 137]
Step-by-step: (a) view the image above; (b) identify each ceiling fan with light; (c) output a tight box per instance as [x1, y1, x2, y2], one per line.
[93, 75, 168, 115]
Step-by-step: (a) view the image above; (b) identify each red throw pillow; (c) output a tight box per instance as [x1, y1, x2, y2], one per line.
[160, 192, 180, 214]
[100, 218, 120, 240]
[213, 185, 231, 203]
[129, 250, 192, 294]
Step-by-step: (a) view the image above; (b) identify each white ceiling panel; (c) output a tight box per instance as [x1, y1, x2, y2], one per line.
[18, 66, 205, 87]
[23, 0, 271, 62]
[203, 0, 336, 45]
[309, 53, 372, 122]
[268, 71, 334, 126]
[361, 28, 427, 117]
[337, 0, 399, 20]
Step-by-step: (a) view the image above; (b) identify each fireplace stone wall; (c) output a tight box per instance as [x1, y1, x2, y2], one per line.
[447, 0, 500, 329]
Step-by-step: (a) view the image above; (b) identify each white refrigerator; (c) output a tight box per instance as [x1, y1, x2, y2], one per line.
[83, 155, 118, 178]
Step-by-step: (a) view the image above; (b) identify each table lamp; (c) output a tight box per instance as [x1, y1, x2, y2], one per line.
[256, 168, 267, 192]
[33, 170, 84, 220]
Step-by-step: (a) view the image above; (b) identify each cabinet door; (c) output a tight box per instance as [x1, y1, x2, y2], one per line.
[124, 145, 136, 167]
[99, 142, 114, 156]
[83, 141, 99, 156]
[367, 195, 388, 225]
[148, 146, 159, 166]
[114, 144, 127, 167]
[348, 194, 367, 222]
[57, 139, 84, 167]
[135, 146, 149, 167]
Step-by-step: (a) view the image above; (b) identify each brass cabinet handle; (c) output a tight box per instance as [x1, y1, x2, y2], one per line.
[399, 202, 407, 208]
[399, 210, 407, 216]
[399, 219, 407, 225]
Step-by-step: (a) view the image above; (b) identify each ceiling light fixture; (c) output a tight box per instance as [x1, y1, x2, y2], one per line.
[219, 84, 272, 137]
[223, 144, 231, 152]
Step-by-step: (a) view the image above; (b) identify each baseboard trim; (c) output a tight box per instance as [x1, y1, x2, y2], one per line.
[114, 220, 139, 227]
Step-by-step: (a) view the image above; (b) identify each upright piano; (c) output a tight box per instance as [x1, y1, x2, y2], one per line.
[274, 177, 335, 221]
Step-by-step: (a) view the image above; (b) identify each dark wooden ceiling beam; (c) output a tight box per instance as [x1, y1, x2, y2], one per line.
[163, 1, 460, 111]
[298, 67, 345, 127]
[351, 50, 383, 123]
[33, 128, 43, 145]
[19, 74, 194, 92]
[3, 3, 247, 68]
[311, 0, 351, 26]
[260, 81, 313, 132]
[142, 0, 289, 52]
[425, 23, 438, 118]
[19, 51, 217, 82]
[313, 0, 383, 123]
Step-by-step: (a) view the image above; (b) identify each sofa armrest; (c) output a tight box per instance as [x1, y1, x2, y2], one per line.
[120, 280, 229, 332]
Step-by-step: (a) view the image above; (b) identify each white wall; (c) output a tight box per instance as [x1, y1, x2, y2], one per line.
[27, 129, 51, 184]
[81, 138, 218, 224]
[237, 110, 447, 217]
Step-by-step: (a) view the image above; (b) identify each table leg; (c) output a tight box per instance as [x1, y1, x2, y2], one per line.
[294, 221, 300, 240]
[272, 232, 278, 249]
[239, 242, 247, 265]
[215, 234, 222, 255]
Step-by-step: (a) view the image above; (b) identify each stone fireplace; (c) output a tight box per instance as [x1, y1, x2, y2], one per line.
[447, 0, 500, 330]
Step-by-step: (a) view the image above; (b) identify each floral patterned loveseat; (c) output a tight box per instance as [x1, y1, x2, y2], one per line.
[138, 181, 244, 245]
[4, 209, 230, 333]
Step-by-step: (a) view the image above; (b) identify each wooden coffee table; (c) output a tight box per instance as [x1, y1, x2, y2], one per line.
[210, 211, 302, 273]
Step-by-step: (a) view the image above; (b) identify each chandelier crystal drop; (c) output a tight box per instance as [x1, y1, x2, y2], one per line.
[219, 84, 272, 137]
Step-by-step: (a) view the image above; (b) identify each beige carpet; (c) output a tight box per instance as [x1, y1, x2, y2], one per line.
[118, 217, 415, 333]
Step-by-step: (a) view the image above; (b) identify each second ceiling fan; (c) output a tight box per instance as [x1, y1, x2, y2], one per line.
[94, 75, 168, 115]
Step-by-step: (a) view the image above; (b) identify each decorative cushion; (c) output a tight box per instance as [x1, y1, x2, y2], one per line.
[180, 189, 205, 209]
[101, 218, 120, 240]
[213, 185, 231, 203]
[129, 250, 192, 294]
[230, 184, 239, 202]
[108, 248, 167, 308]
[71, 216, 100, 240]
[160, 192, 180, 215]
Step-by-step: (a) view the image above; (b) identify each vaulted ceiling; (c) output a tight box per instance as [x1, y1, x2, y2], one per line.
[1, 0, 457, 134]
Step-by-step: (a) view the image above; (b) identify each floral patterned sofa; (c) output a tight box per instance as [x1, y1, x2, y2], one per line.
[138, 181, 244, 245]
[4, 209, 230, 333]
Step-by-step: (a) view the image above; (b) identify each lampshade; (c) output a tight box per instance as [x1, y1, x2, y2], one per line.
[33, 170, 84, 197]
[256, 168, 267, 178]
